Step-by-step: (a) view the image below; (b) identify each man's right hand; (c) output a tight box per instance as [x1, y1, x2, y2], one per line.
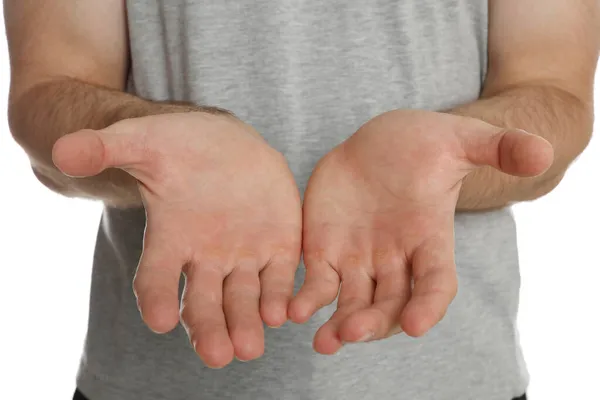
[52, 112, 303, 368]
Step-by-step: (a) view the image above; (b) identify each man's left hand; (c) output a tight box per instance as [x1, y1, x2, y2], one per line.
[289, 109, 553, 355]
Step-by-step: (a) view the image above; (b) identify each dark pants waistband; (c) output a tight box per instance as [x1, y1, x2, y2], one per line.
[74, 388, 527, 400]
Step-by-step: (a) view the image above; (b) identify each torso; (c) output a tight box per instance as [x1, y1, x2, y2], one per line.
[76, 1, 528, 399]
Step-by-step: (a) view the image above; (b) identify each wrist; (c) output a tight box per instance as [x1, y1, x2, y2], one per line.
[108, 97, 236, 126]
[153, 100, 235, 118]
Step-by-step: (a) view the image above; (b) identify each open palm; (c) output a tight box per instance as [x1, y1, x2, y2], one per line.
[289, 110, 553, 355]
[53, 112, 303, 367]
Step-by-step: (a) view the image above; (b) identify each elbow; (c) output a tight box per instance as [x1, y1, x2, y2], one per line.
[8, 87, 70, 197]
[520, 171, 565, 203]
[544, 97, 595, 196]
[31, 166, 73, 197]
[573, 108, 594, 160]
[7, 77, 31, 139]
[529, 118, 592, 202]
[8, 83, 58, 176]
[539, 171, 565, 198]
[7, 85, 39, 154]
[7, 78, 54, 152]
[565, 90, 595, 162]
[7, 95, 27, 146]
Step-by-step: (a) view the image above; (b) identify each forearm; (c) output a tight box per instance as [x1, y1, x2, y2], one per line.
[8, 78, 222, 207]
[450, 84, 594, 211]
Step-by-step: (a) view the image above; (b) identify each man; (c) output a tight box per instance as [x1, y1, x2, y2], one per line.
[4, 0, 598, 399]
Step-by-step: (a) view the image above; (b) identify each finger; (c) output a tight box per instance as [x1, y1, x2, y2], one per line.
[180, 262, 234, 369]
[223, 264, 264, 361]
[400, 235, 458, 337]
[496, 129, 554, 176]
[339, 263, 411, 342]
[288, 257, 340, 324]
[259, 252, 300, 328]
[133, 224, 183, 334]
[459, 122, 554, 177]
[52, 127, 148, 178]
[313, 268, 375, 355]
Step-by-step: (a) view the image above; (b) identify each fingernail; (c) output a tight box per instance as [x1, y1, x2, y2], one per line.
[265, 316, 286, 329]
[341, 331, 374, 345]
[357, 331, 375, 342]
[515, 128, 533, 135]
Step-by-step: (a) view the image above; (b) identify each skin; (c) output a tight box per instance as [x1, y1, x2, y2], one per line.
[5, 0, 303, 368]
[453, 0, 598, 210]
[290, 111, 553, 354]
[5, 0, 599, 365]
[52, 114, 303, 367]
[289, 0, 599, 354]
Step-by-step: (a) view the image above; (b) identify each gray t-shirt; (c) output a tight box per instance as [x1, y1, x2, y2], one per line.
[76, 1, 529, 399]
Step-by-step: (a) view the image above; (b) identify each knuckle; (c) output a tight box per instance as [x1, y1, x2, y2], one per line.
[190, 252, 229, 275]
[303, 251, 337, 271]
[304, 267, 340, 292]
[261, 269, 293, 288]
[233, 256, 261, 273]
[266, 249, 299, 268]
[322, 272, 342, 291]
[344, 253, 362, 266]
[340, 253, 367, 271]
[339, 297, 370, 310]
[273, 235, 301, 254]
[303, 249, 327, 264]
[372, 247, 404, 268]
[227, 282, 261, 299]
[372, 247, 391, 263]
[341, 268, 371, 286]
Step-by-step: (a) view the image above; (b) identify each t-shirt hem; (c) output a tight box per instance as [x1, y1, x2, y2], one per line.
[77, 363, 165, 400]
[76, 360, 530, 400]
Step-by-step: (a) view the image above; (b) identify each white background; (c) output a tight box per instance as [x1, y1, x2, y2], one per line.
[0, 10, 598, 400]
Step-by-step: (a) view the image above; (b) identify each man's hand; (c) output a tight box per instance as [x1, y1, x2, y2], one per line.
[289, 109, 553, 355]
[52, 112, 303, 367]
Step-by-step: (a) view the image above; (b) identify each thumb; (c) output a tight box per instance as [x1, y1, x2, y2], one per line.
[52, 128, 146, 178]
[461, 123, 555, 177]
